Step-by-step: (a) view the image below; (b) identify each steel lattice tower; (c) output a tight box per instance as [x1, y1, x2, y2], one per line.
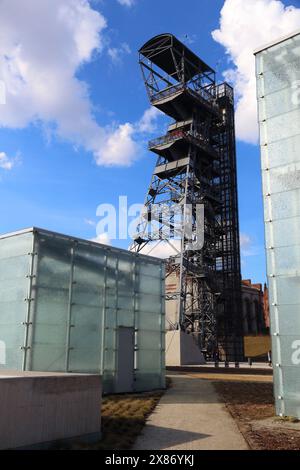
[130, 34, 244, 361]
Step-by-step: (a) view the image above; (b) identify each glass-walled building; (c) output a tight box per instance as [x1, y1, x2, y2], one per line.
[255, 30, 300, 419]
[0, 228, 166, 393]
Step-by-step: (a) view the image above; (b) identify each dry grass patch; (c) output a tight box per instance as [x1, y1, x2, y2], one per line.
[53, 388, 165, 451]
[215, 381, 275, 421]
[94, 390, 164, 450]
[91, 379, 171, 451]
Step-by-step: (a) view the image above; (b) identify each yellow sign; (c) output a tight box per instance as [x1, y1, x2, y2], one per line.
[244, 336, 271, 358]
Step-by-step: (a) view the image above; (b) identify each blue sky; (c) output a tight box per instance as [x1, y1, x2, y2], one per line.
[1, 0, 300, 284]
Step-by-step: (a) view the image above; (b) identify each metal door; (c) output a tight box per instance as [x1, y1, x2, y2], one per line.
[115, 327, 135, 393]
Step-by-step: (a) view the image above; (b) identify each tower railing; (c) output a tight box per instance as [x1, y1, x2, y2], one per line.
[148, 130, 220, 160]
[149, 82, 220, 115]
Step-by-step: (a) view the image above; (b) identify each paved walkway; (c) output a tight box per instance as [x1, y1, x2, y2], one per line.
[133, 373, 249, 450]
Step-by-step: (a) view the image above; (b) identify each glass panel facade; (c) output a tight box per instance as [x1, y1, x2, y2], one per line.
[0, 232, 33, 370]
[0, 229, 165, 393]
[256, 32, 300, 418]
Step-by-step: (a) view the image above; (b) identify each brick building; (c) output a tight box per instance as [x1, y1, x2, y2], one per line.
[241, 280, 270, 336]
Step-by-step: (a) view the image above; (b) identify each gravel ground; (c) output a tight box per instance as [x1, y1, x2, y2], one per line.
[214, 380, 300, 450]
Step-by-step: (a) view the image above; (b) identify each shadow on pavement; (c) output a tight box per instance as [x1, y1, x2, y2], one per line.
[134, 424, 210, 450]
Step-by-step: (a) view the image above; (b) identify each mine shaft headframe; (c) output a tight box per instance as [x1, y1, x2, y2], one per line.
[139, 33, 216, 101]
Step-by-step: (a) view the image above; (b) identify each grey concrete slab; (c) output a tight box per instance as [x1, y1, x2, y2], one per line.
[134, 373, 249, 450]
[0, 372, 102, 449]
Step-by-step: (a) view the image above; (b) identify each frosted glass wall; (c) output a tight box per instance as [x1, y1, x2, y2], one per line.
[0, 229, 165, 393]
[256, 32, 300, 418]
[0, 232, 33, 370]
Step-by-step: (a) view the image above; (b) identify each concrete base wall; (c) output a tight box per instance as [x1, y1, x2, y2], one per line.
[0, 371, 102, 450]
[166, 331, 205, 366]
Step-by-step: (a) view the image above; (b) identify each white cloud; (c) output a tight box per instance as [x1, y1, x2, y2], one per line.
[91, 232, 111, 246]
[117, 0, 135, 7]
[0, 0, 149, 167]
[0, 151, 17, 170]
[84, 218, 96, 227]
[137, 233, 259, 260]
[138, 107, 162, 133]
[97, 122, 139, 166]
[240, 232, 262, 258]
[107, 42, 131, 65]
[240, 232, 252, 254]
[139, 240, 181, 259]
[212, 0, 300, 144]
[96, 108, 164, 167]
